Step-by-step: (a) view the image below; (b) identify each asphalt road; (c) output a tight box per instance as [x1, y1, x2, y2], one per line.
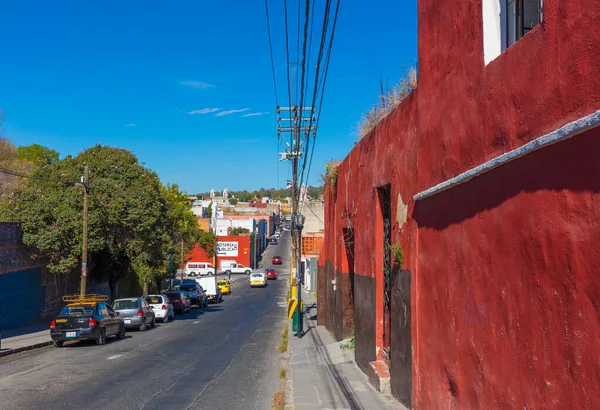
[0, 232, 292, 410]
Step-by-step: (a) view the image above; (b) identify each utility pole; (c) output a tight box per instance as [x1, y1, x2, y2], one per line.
[276, 105, 315, 338]
[212, 201, 222, 281]
[80, 165, 89, 298]
[168, 249, 173, 291]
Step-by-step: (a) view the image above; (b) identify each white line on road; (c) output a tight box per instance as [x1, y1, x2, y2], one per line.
[107, 354, 124, 360]
[193, 321, 200, 324]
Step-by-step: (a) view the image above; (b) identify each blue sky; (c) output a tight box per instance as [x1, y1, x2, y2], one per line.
[0, 0, 417, 194]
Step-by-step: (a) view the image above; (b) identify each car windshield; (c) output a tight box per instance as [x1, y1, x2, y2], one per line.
[60, 305, 95, 316]
[112, 300, 139, 310]
[273, 256, 281, 259]
[179, 285, 196, 291]
[218, 281, 227, 285]
[146, 296, 162, 304]
[251, 273, 263, 278]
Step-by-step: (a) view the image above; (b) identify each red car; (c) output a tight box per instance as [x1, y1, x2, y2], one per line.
[265, 269, 277, 280]
[272, 256, 283, 265]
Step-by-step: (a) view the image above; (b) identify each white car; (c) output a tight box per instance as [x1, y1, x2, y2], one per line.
[144, 294, 175, 322]
[250, 272, 267, 288]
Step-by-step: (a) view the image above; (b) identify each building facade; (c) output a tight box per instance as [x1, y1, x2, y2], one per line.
[318, 1, 600, 409]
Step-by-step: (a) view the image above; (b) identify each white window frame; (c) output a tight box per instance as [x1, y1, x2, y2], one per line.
[483, 0, 543, 65]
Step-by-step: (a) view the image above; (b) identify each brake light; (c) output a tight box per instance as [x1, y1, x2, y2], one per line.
[88, 318, 97, 327]
[137, 309, 143, 316]
[50, 320, 56, 329]
[161, 304, 167, 310]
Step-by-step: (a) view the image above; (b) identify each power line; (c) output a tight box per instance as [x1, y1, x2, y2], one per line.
[298, 0, 333, 192]
[302, 0, 341, 190]
[283, 0, 294, 127]
[264, 0, 280, 106]
[0, 166, 76, 186]
[295, 0, 313, 153]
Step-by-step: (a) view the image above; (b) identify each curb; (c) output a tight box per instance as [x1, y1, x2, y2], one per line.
[0, 340, 53, 358]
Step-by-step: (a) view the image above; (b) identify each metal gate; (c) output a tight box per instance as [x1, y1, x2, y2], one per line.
[379, 185, 392, 357]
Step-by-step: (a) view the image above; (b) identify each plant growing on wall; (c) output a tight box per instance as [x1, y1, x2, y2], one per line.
[387, 241, 404, 268]
[354, 66, 417, 142]
[321, 160, 341, 188]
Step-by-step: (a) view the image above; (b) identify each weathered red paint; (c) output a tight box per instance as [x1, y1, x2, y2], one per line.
[318, 0, 600, 408]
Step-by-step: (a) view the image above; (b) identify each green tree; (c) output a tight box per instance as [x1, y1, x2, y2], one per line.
[228, 197, 238, 205]
[5, 145, 170, 300]
[198, 229, 216, 257]
[230, 227, 250, 236]
[17, 144, 59, 167]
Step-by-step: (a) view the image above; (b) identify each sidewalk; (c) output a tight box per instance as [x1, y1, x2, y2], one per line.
[0, 328, 52, 357]
[287, 290, 406, 410]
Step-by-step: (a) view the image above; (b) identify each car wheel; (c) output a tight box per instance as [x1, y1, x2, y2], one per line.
[140, 319, 147, 332]
[225, 270, 231, 275]
[53, 340, 64, 348]
[245, 270, 251, 275]
[150, 317, 156, 328]
[116, 324, 126, 339]
[96, 328, 106, 345]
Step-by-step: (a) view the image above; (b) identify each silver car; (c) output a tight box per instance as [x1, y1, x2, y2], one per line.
[144, 294, 175, 322]
[112, 297, 156, 331]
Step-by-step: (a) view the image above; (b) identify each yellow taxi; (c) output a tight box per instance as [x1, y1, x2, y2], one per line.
[217, 279, 231, 295]
[249, 272, 267, 288]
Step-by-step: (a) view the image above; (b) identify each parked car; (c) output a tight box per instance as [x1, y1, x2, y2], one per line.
[144, 294, 174, 322]
[184, 262, 216, 277]
[50, 295, 125, 347]
[270, 237, 278, 245]
[112, 297, 156, 331]
[217, 279, 231, 295]
[272, 256, 283, 265]
[178, 282, 206, 307]
[165, 291, 191, 314]
[265, 268, 278, 280]
[250, 272, 267, 288]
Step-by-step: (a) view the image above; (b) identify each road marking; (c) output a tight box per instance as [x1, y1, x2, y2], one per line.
[193, 321, 200, 324]
[107, 354, 123, 360]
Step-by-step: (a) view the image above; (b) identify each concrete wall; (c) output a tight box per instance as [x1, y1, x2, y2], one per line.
[318, 0, 600, 408]
[301, 202, 324, 233]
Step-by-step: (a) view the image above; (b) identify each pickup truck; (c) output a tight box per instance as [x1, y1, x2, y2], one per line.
[220, 263, 252, 275]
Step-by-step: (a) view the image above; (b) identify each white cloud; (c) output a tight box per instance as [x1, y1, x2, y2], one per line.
[215, 108, 250, 117]
[180, 81, 216, 89]
[188, 108, 221, 115]
[242, 112, 270, 117]
[124, 123, 136, 127]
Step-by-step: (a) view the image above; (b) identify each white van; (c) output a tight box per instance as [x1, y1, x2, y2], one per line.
[196, 275, 222, 304]
[185, 262, 215, 277]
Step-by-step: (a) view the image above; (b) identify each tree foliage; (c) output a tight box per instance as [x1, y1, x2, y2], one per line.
[1, 144, 201, 300]
[17, 144, 59, 168]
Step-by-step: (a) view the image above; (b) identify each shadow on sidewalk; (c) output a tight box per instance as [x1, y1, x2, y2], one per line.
[1, 323, 49, 339]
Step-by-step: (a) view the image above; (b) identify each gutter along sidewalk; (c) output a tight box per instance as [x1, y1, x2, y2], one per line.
[287, 289, 406, 410]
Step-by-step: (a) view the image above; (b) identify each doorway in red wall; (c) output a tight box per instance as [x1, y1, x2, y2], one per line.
[378, 185, 392, 359]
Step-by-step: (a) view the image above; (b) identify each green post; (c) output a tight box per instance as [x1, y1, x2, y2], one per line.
[168, 250, 173, 291]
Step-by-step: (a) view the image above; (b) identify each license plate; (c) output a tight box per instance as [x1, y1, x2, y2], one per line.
[124, 319, 131, 324]
[66, 332, 76, 338]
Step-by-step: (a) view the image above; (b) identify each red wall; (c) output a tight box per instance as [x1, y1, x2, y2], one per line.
[318, 0, 600, 408]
